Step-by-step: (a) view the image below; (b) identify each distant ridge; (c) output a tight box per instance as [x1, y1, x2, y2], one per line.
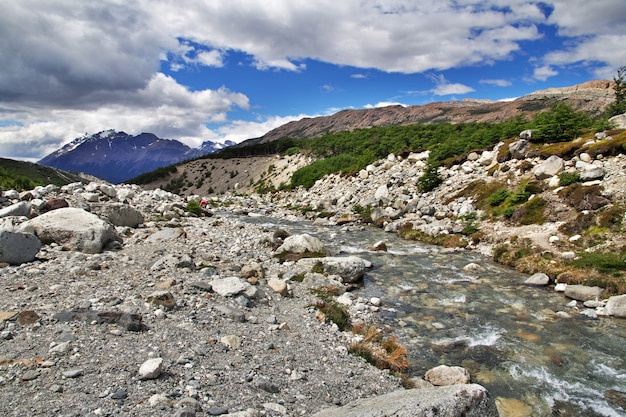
[255, 80, 614, 144]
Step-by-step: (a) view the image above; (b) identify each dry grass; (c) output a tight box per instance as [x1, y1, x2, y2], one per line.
[349, 324, 409, 373]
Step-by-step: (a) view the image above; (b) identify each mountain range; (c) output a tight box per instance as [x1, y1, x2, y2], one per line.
[38, 130, 234, 184]
[37, 80, 615, 185]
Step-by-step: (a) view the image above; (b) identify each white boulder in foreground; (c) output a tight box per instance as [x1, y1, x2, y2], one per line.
[20, 207, 119, 253]
[311, 384, 499, 417]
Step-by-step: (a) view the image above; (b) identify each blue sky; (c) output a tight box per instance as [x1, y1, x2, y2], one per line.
[0, 1, 625, 161]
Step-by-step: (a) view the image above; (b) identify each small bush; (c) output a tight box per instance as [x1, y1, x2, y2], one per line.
[488, 189, 510, 206]
[186, 199, 202, 215]
[417, 160, 443, 193]
[558, 172, 581, 187]
[349, 324, 409, 373]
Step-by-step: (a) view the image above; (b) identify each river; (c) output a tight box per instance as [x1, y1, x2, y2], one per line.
[240, 212, 626, 416]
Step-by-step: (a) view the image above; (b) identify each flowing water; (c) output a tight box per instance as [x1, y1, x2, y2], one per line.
[240, 213, 626, 416]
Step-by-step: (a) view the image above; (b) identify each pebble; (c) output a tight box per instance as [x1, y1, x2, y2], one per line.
[21, 370, 40, 381]
[138, 357, 163, 380]
[110, 389, 128, 400]
[62, 369, 83, 378]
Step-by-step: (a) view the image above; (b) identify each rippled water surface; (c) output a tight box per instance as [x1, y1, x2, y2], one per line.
[240, 213, 626, 416]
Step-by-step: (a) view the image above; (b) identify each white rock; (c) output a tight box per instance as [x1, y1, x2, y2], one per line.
[275, 234, 329, 255]
[20, 208, 119, 253]
[554, 283, 568, 292]
[267, 277, 288, 296]
[221, 335, 242, 349]
[424, 365, 471, 386]
[138, 358, 163, 380]
[211, 277, 248, 297]
[605, 294, 626, 318]
[524, 273, 550, 286]
[463, 263, 481, 272]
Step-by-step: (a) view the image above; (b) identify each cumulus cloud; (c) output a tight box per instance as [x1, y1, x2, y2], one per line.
[533, 65, 559, 81]
[539, 0, 626, 75]
[427, 74, 475, 96]
[0, 73, 250, 158]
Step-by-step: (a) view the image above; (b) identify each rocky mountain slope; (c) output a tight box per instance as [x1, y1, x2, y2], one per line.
[255, 80, 614, 144]
[39, 130, 233, 184]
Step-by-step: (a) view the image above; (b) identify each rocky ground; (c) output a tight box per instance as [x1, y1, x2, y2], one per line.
[2, 127, 626, 416]
[0, 182, 502, 417]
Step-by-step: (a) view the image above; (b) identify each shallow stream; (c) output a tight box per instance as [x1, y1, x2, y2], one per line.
[241, 213, 626, 416]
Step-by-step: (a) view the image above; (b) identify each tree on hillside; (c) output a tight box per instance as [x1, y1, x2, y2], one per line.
[607, 65, 626, 117]
[531, 103, 591, 143]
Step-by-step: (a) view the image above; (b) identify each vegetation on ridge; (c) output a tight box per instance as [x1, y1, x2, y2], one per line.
[0, 158, 86, 191]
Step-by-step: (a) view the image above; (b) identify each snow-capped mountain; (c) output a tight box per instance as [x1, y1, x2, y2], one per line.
[39, 130, 231, 183]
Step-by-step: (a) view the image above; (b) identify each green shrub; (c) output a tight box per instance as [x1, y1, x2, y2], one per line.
[417, 160, 442, 193]
[531, 103, 591, 143]
[558, 172, 581, 187]
[186, 199, 202, 215]
[488, 189, 510, 206]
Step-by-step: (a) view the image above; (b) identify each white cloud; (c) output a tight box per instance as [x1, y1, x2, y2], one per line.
[480, 79, 513, 87]
[533, 65, 559, 81]
[0, 73, 250, 158]
[427, 74, 475, 96]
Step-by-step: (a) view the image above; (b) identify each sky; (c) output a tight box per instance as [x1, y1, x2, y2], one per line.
[1, 1, 625, 162]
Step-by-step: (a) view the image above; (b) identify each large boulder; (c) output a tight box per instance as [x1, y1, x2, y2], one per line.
[424, 365, 472, 386]
[609, 113, 626, 129]
[509, 139, 530, 159]
[298, 256, 372, 283]
[533, 155, 564, 180]
[564, 284, 603, 301]
[0, 231, 41, 264]
[275, 234, 329, 255]
[92, 203, 144, 227]
[311, 384, 499, 417]
[20, 207, 119, 253]
[605, 294, 626, 318]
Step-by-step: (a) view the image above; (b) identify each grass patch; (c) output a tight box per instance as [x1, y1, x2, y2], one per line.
[309, 288, 350, 331]
[574, 250, 626, 274]
[349, 323, 409, 373]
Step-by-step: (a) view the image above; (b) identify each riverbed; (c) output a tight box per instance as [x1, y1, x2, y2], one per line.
[241, 212, 626, 416]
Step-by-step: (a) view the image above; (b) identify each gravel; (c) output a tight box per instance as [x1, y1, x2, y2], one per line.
[0, 211, 402, 417]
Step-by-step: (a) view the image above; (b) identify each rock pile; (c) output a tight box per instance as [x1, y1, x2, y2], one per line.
[0, 181, 496, 416]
